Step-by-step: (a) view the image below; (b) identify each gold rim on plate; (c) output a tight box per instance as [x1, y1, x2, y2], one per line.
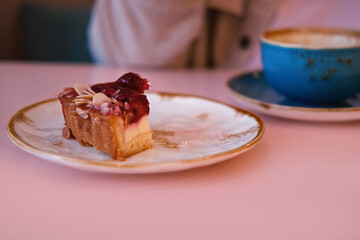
[6, 92, 265, 171]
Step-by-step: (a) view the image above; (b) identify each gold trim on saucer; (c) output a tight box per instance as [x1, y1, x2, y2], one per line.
[6, 92, 265, 172]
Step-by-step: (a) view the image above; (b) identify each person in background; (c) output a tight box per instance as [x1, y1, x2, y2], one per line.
[88, 0, 360, 70]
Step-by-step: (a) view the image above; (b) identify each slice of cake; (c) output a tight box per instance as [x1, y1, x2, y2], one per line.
[58, 72, 153, 160]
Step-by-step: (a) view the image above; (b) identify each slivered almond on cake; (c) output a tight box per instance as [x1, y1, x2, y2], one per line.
[58, 72, 153, 160]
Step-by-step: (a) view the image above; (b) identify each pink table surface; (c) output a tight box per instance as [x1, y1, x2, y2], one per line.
[1, 62, 359, 240]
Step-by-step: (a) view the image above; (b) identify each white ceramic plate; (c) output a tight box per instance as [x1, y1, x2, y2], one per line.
[7, 92, 264, 174]
[227, 72, 360, 122]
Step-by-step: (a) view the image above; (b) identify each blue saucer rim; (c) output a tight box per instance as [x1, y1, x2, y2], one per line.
[226, 70, 360, 113]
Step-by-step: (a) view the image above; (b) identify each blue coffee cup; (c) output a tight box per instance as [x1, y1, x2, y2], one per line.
[261, 27, 360, 103]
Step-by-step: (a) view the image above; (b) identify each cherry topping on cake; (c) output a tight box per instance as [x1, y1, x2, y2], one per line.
[116, 72, 150, 93]
[58, 72, 150, 123]
[91, 72, 150, 93]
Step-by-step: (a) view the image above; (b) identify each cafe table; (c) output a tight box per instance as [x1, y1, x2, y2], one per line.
[1, 61, 359, 240]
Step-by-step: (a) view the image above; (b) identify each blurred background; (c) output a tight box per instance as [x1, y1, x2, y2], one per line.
[0, 0, 94, 63]
[1, 0, 359, 68]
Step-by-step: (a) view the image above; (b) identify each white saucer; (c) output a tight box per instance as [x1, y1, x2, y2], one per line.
[7, 92, 264, 174]
[227, 72, 360, 121]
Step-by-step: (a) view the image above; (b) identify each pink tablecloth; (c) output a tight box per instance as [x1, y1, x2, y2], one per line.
[1, 62, 359, 240]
